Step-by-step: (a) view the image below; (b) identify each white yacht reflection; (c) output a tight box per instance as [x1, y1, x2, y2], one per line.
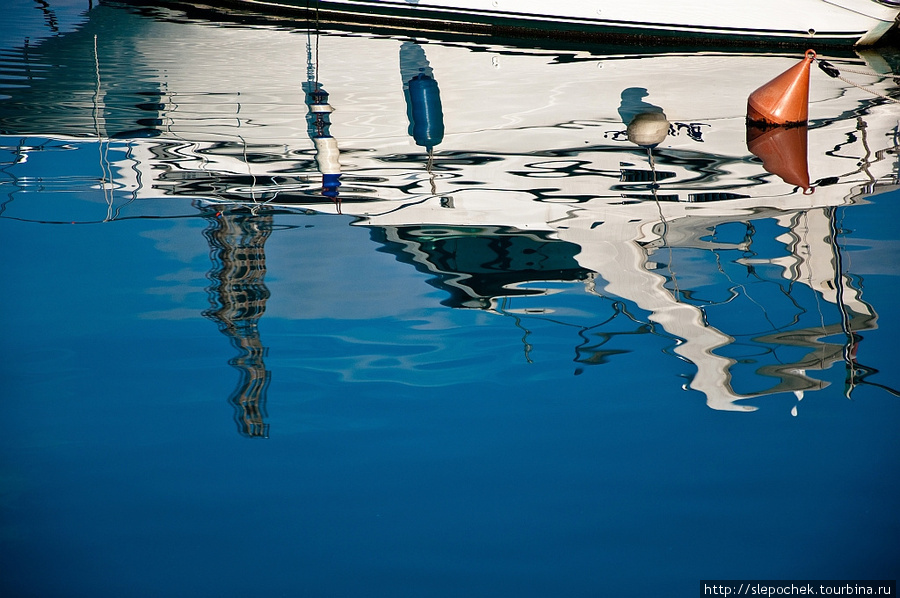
[1, 5, 898, 412]
[365, 196, 884, 411]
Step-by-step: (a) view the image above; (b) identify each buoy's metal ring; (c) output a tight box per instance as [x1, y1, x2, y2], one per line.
[806, 49, 817, 60]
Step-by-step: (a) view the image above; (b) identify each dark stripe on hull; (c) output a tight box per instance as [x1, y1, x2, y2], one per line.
[111, 0, 899, 48]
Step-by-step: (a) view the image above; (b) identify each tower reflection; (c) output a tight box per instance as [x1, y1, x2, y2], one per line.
[202, 208, 273, 438]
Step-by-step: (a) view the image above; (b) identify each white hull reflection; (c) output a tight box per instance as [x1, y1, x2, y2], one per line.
[3, 14, 899, 412]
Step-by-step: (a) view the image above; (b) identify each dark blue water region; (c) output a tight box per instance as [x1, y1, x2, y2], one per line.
[2, 186, 899, 597]
[0, 0, 91, 54]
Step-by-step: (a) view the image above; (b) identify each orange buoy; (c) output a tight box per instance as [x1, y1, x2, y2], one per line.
[747, 124, 810, 190]
[747, 50, 816, 127]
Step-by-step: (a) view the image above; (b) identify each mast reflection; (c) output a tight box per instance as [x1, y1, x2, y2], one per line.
[304, 28, 342, 208]
[202, 208, 272, 438]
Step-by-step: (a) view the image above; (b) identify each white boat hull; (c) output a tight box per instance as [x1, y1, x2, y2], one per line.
[175, 0, 900, 46]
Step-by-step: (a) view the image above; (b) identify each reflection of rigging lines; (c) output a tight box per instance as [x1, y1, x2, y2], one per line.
[826, 205, 900, 399]
[820, 113, 900, 195]
[647, 146, 681, 302]
[0, 138, 34, 218]
[92, 34, 115, 221]
[734, 206, 898, 403]
[497, 294, 653, 368]
[427, 148, 437, 195]
[89, 33, 140, 221]
[572, 301, 651, 366]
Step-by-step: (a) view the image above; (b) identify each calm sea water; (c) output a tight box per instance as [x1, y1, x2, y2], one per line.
[2, 1, 899, 596]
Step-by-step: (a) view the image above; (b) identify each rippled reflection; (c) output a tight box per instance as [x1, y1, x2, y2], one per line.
[1, 0, 898, 423]
[202, 207, 272, 438]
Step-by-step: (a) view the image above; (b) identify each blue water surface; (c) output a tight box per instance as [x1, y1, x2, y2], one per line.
[3, 188, 898, 597]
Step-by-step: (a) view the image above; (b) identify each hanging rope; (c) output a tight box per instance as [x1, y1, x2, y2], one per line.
[815, 58, 900, 104]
